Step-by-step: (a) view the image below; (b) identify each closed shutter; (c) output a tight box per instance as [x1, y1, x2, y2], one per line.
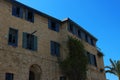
[88, 36, 91, 44]
[12, 5, 16, 16]
[20, 8, 23, 18]
[22, 32, 27, 49]
[48, 19, 51, 29]
[55, 23, 60, 32]
[73, 26, 76, 34]
[33, 35, 37, 51]
[81, 32, 85, 40]
[15, 30, 18, 46]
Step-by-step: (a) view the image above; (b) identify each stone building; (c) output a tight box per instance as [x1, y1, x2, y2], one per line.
[0, 0, 106, 80]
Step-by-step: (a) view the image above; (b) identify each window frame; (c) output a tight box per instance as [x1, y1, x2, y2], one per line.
[48, 19, 60, 32]
[50, 41, 60, 57]
[87, 52, 97, 67]
[22, 32, 37, 51]
[5, 73, 14, 80]
[12, 5, 23, 18]
[8, 28, 18, 47]
[25, 10, 34, 22]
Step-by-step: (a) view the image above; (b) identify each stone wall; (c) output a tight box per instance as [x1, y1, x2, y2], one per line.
[0, 0, 106, 80]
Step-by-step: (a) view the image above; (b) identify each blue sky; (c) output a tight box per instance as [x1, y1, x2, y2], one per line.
[17, 0, 120, 80]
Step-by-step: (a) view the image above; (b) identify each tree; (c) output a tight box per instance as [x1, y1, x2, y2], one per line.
[59, 37, 88, 80]
[105, 59, 120, 80]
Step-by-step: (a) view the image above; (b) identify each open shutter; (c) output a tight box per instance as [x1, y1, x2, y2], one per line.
[12, 5, 16, 16]
[33, 35, 37, 51]
[22, 32, 27, 49]
[55, 23, 60, 32]
[48, 19, 51, 29]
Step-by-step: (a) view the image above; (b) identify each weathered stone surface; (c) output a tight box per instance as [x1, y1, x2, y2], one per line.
[0, 0, 106, 80]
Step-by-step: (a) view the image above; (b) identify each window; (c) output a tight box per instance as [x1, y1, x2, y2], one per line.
[50, 41, 60, 56]
[25, 10, 34, 22]
[12, 4, 34, 23]
[87, 52, 97, 67]
[6, 73, 14, 80]
[12, 5, 23, 18]
[22, 32, 37, 51]
[48, 19, 60, 32]
[68, 23, 74, 33]
[8, 28, 18, 46]
[60, 76, 66, 80]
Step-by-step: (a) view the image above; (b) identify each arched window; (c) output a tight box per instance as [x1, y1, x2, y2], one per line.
[29, 71, 35, 80]
[29, 64, 42, 80]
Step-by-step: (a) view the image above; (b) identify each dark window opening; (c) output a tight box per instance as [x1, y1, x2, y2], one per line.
[48, 20, 59, 32]
[60, 76, 66, 80]
[29, 71, 35, 80]
[6, 73, 14, 80]
[8, 28, 18, 46]
[51, 21, 56, 31]
[16, 7, 20, 17]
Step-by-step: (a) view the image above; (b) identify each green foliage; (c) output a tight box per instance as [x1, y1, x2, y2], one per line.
[59, 36, 88, 80]
[105, 59, 120, 80]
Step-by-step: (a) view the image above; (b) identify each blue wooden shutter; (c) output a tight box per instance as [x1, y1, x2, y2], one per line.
[15, 29, 18, 46]
[88, 36, 91, 44]
[55, 23, 60, 32]
[25, 10, 28, 20]
[22, 32, 27, 49]
[50, 41, 55, 55]
[20, 8, 23, 18]
[12, 5, 16, 16]
[33, 35, 37, 51]
[48, 19, 51, 29]
[73, 26, 76, 34]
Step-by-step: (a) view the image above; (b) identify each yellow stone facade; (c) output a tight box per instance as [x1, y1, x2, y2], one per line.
[0, 0, 106, 80]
